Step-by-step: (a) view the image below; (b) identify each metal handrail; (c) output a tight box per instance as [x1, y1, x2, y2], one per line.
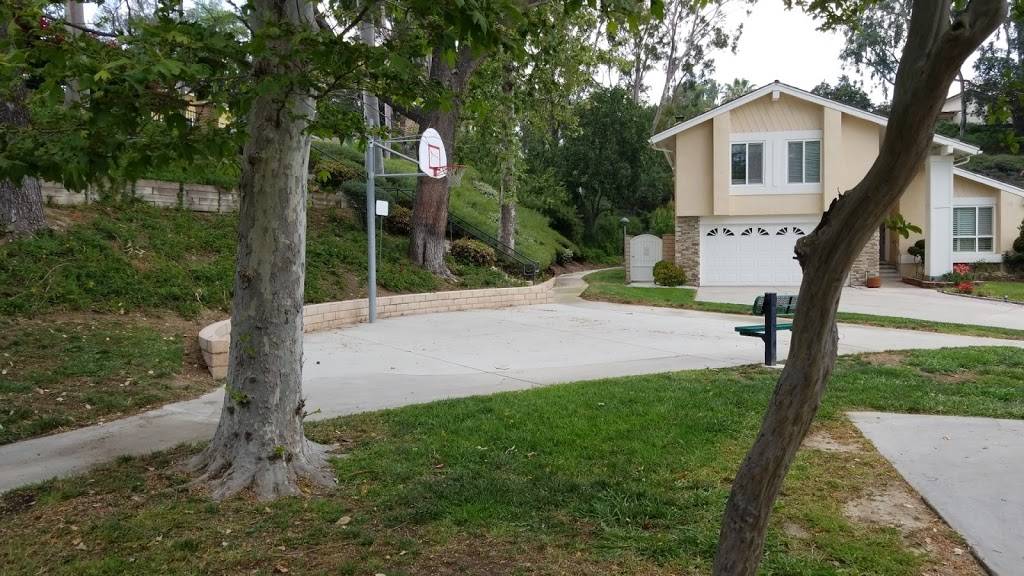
[312, 144, 540, 279]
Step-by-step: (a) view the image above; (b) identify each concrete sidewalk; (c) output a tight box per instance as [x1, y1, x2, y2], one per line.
[3, 289, 1023, 493]
[697, 281, 1024, 330]
[851, 412, 1024, 576]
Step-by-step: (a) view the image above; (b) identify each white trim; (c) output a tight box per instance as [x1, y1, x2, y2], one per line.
[700, 214, 820, 226]
[952, 253, 1003, 264]
[728, 130, 823, 196]
[650, 82, 980, 156]
[953, 196, 997, 206]
[953, 167, 1024, 198]
[952, 204, 996, 256]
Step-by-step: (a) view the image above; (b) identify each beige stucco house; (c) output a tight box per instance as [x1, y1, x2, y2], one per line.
[650, 82, 1024, 286]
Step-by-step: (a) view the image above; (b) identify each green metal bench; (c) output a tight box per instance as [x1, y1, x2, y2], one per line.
[734, 293, 797, 366]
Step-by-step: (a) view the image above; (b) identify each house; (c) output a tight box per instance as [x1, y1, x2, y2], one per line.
[649, 81, 1024, 286]
[938, 92, 985, 125]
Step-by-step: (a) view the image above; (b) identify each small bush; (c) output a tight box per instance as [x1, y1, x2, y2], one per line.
[450, 238, 497, 268]
[653, 260, 686, 286]
[908, 239, 925, 261]
[956, 280, 975, 294]
[384, 204, 412, 236]
[556, 248, 575, 265]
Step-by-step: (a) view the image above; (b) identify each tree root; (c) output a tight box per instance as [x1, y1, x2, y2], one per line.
[185, 437, 337, 501]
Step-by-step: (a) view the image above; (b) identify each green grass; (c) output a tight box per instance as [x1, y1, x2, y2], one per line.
[0, 317, 210, 444]
[4, 346, 1018, 574]
[975, 280, 1024, 303]
[582, 268, 1024, 340]
[0, 203, 521, 318]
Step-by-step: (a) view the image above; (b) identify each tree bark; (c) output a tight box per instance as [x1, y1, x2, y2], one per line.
[187, 0, 335, 501]
[409, 45, 481, 276]
[499, 201, 516, 250]
[0, 32, 47, 237]
[712, 1, 1006, 574]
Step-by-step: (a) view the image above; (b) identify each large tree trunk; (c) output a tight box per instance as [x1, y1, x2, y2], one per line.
[409, 45, 481, 276]
[0, 65, 47, 236]
[712, 2, 1005, 573]
[187, 0, 335, 501]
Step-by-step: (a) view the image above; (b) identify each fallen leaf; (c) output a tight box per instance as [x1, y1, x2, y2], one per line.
[336, 515, 352, 526]
[274, 564, 289, 573]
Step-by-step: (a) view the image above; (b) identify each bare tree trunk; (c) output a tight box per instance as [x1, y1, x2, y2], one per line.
[499, 201, 516, 249]
[409, 45, 481, 276]
[957, 70, 967, 137]
[0, 84, 46, 236]
[187, 0, 335, 501]
[712, 2, 1006, 573]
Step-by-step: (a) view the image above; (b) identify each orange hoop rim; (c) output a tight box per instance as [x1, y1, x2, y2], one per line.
[430, 163, 466, 178]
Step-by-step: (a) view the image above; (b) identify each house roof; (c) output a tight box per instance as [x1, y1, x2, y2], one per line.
[953, 167, 1024, 199]
[649, 81, 981, 156]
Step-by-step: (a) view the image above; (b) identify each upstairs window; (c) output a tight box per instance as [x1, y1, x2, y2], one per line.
[953, 206, 994, 252]
[731, 142, 764, 185]
[787, 140, 821, 184]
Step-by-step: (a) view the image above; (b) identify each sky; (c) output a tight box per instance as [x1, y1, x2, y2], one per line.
[641, 1, 990, 105]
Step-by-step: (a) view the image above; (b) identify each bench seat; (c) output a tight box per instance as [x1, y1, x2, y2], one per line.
[734, 323, 794, 337]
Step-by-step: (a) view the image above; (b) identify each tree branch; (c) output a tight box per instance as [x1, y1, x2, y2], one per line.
[62, 21, 120, 38]
[378, 95, 424, 125]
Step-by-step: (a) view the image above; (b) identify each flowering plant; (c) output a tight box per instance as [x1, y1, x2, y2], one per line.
[953, 263, 972, 275]
[956, 281, 975, 294]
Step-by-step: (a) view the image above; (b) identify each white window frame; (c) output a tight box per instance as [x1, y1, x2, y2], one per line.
[786, 139, 821, 184]
[952, 198, 996, 256]
[730, 141, 765, 188]
[729, 130, 822, 196]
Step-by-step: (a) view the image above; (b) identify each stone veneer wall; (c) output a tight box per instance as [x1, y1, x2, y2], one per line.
[661, 234, 675, 264]
[199, 279, 557, 378]
[848, 230, 880, 286]
[41, 180, 344, 214]
[674, 216, 700, 286]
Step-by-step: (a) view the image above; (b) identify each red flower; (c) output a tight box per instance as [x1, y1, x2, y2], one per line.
[953, 263, 972, 275]
[956, 281, 974, 294]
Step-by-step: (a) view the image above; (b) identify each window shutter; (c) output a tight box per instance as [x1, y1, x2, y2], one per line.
[804, 141, 820, 183]
[748, 143, 763, 184]
[787, 142, 803, 183]
[731, 144, 746, 185]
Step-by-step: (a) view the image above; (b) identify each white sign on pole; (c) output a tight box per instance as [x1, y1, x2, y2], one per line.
[418, 128, 447, 179]
[375, 200, 389, 216]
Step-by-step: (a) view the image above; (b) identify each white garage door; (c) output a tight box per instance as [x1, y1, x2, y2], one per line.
[701, 221, 813, 286]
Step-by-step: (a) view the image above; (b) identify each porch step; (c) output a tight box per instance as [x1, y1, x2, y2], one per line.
[878, 264, 901, 279]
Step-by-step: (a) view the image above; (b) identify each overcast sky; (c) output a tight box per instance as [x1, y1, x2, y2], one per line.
[640, 2, 990, 105]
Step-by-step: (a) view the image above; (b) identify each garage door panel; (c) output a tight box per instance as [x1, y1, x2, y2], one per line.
[701, 220, 814, 286]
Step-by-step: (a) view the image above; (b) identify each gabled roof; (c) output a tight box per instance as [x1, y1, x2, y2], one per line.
[953, 167, 1024, 199]
[650, 81, 980, 156]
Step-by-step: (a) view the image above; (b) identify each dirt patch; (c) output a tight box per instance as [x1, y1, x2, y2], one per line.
[843, 483, 931, 534]
[930, 371, 976, 384]
[781, 521, 811, 540]
[843, 483, 985, 575]
[861, 351, 908, 367]
[802, 430, 862, 453]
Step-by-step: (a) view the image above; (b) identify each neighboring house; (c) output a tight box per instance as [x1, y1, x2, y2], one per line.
[938, 92, 985, 125]
[650, 81, 1024, 286]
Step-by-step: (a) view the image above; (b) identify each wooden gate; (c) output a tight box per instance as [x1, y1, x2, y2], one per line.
[629, 234, 663, 283]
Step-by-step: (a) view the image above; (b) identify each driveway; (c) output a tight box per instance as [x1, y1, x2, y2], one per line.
[3, 282, 1022, 493]
[697, 280, 1024, 330]
[851, 412, 1024, 575]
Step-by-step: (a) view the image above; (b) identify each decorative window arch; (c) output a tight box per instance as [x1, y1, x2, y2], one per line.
[741, 227, 754, 236]
[706, 228, 719, 237]
[793, 227, 806, 236]
[776, 227, 790, 236]
[723, 228, 736, 237]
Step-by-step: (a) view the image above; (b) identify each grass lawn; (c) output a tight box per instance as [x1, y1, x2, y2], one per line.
[974, 280, 1024, 303]
[4, 346, 1021, 575]
[582, 268, 1024, 341]
[0, 315, 215, 445]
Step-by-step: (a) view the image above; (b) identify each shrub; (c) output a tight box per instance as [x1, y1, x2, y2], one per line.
[653, 260, 686, 286]
[907, 239, 925, 261]
[383, 204, 412, 236]
[556, 248, 575, 265]
[450, 238, 497, 268]
[1005, 251, 1024, 274]
[956, 280, 975, 294]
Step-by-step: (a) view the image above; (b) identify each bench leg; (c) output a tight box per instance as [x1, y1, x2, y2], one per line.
[764, 293, 777, 366]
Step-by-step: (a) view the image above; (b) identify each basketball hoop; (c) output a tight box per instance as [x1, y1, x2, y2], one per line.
[432, 164, 466, 186]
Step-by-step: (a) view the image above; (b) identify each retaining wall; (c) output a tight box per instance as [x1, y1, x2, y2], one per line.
[199, 279, 556, 378]
[41, 180, 344, 214]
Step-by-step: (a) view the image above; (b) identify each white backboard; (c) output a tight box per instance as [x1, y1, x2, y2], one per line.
[418, 128, 447, 179]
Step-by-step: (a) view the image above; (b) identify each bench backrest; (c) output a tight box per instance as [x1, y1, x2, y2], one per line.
[753, 295, 798, 316]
